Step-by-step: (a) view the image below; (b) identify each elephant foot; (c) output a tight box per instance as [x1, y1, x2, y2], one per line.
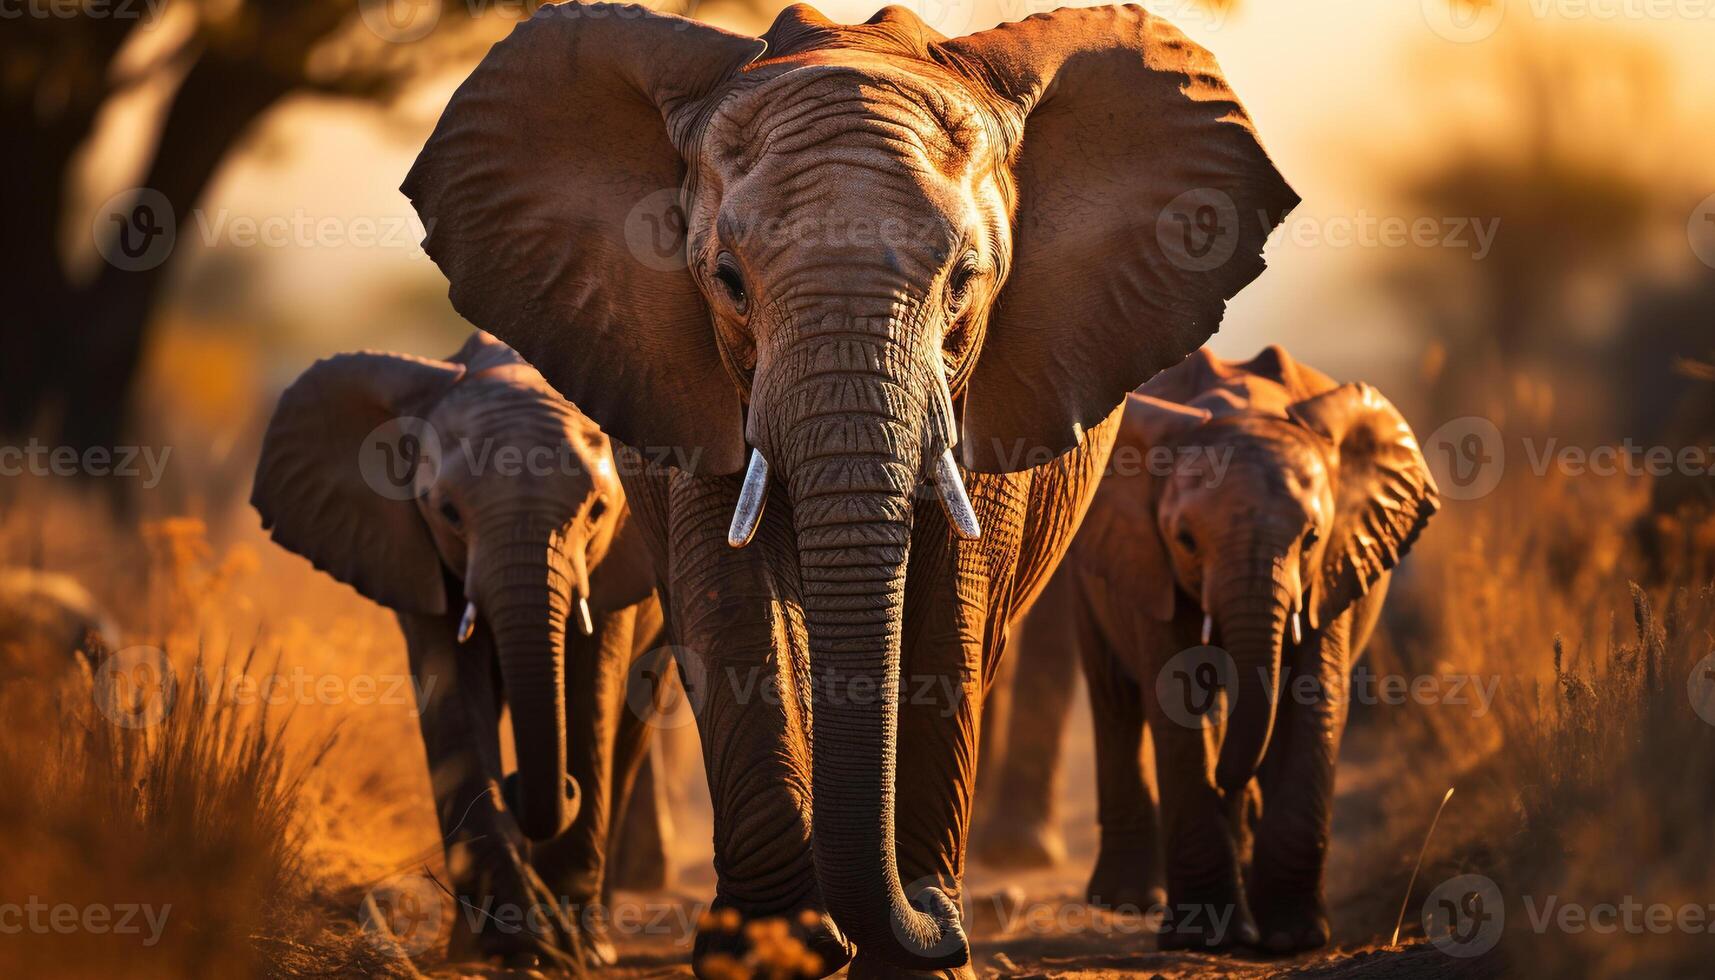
[445, 841, 584, 971]
[1084, 833, 1165, 915]
[968, 814, 1065, 870]
[1157, 880, 1257, 952]
[692, 905, 851, 979]
[1249, 886, 1331, 953]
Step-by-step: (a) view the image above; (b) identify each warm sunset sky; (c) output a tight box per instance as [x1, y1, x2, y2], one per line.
[97, 0, 1715, 389]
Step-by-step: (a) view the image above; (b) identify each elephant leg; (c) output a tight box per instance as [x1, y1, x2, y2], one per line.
[1249, 609, 1358, 953]
[665, 473, 850, 980]
[970, 570, 1079, 871]
[968, 629, 1012, 843]
[607, 732, 673, 892]
[529, 603, 636, 966]
[1079, 595, 1164, 914]
[1146, 620, 1257, 951]
[605, 639, 676, 897]
[395, 610, 581, 971]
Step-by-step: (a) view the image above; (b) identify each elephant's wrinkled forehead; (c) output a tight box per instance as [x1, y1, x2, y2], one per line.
[708, 60, 993, 179]
[1187, 420, 1331, 494]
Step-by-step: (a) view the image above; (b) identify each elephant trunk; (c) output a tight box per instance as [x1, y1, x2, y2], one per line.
[479, 523, 576, 842]
[1210, 555, 1294, 795]
[770, 344, 967, 970]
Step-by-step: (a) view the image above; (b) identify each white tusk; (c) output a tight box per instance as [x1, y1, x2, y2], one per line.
[1201, 613, 1214, 646]
[576, 595, 595, 637]
[932, 448, 981, 540]
[457, 601, 478, 644]
[727, 449, 769, 549]
[1291, 609, 1304, 646]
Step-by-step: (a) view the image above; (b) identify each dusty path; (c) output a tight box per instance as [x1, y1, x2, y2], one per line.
[584, 707, 1479, 978]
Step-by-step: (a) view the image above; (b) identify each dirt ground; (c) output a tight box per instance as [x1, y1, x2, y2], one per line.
[579, 695, 1474, 979]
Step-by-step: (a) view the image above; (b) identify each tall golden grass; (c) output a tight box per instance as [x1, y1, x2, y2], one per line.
[0, 642, 414, 977]
[0, 489, 432, 977]
[1339, 467, 1715, 976]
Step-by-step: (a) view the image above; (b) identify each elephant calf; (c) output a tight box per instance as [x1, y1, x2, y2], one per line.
[1011, 346, 1438, 952]
[252, 331, 666, 970]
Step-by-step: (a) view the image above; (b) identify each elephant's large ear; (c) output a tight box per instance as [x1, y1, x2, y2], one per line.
[1288, 383, 1439, 626]
[251, 353, 465, 614]
[1107, 394, 1211, 621]
[939, 6, 1297, 472]
[403, 3, 766, 476]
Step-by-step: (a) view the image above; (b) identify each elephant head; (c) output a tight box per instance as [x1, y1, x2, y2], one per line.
[1119, 380, 1438, 795]
[404, 3, 1295, 966]
[252, 332, 644, 843]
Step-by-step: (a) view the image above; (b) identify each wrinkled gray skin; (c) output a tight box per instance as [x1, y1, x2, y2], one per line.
[989, 347, 1438, 953]
[405, 5, 1296, 976]
[252, 332, 664, 971]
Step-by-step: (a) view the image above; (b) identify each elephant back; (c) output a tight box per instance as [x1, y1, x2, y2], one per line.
[1141, 345, 1340, 419]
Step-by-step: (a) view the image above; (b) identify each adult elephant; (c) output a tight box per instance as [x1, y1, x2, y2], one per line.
[404, 5, 1296, 975]
[252, 331, 664, 970]
[1028, 346, 1438, 951]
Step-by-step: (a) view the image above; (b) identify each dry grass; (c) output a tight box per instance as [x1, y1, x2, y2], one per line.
[1336, 469, 1715, 976]
[0, 488, 432, 978]
[0, 640, 413, 977]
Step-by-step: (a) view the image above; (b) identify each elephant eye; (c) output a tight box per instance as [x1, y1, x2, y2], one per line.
[713, 254, 748, 314]
[1303, 527, 1320, 550]
[588, 497, 608, 523]
[1176, 528, 1197, 553]
[439, 500, 462, 530]
[947, 253, 981, 308]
